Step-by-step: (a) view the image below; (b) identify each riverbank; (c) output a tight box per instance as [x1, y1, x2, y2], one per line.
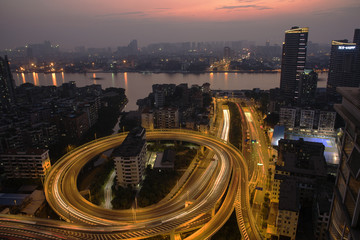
[12, 69, 330, 74]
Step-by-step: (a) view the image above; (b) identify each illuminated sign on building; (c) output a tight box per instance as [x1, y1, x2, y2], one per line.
[338, 46, 356, 50]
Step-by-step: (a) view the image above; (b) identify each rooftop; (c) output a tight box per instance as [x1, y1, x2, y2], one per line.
[277, 138, 327, 177]
[276, 152, 327, 177]
[279, 179, 299, 212]
[0, 193, 29, 206]
[1, 148, 48, 156]
[21, 190, 45, 216]
[332, 40, 356, 46]
[142, 107, 153, 114]
[285, 27, 309, 34]
[154, 149, 175, 169]
[113, 127, 146, 158]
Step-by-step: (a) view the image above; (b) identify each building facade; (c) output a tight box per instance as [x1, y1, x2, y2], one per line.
[0, 56, 16, 112]
[0, 149, 51, 178]
[279, 27, 309, 103]
[63, 112, 90, 140]
[298, 69, 318, 106]
[318, 111, 337, 133]
[141, 107, 154, 130]
[271, 138, 328, 239]
[279, 108, 297, 129]
[327, 34, 360, 97]
[154, 88, 165, 108]
[276, 179, 299, 240]
[299, 109, 315, 130]
[141, 107, 179, 129]
[113, 127, 146, 187]
[328, 87, 360, 240]
[279, 107, 336, 133]
[155, 107, 179, 129]
[313, 193, 331, 240]
[153, 84, 176, 108]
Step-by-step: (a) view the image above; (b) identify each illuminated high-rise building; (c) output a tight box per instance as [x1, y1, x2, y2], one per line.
[279, 26, 309, 103]
[0, 55, 16, 111]
[328, 87, 360, 240]
[326, 40, 359, 97]
[327, 29, 360, 98]
[298, 69, 318, 106]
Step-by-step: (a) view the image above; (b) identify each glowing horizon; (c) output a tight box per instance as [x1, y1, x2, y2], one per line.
[1, 0, 359, 49]
[52, 0, 356, 21]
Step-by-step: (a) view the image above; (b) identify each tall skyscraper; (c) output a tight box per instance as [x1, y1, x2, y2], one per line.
[328, 87, 360, 240]
[223, 46, 231, 60]
[354, 29, 360, 46]
[298, 69, 318, 106]
[327, 29, 360, 98]
[0, 55, 16, 111]
[354, 29, 360, 92]
[128, 39, 138, 55]
[279, 26, 309, 103]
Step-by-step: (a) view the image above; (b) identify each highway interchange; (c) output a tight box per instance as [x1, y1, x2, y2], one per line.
[0, 103, 263, 240]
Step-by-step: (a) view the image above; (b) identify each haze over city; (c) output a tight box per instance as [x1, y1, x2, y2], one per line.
[1, 0, 360, 239]
[1, 0, 360, 49]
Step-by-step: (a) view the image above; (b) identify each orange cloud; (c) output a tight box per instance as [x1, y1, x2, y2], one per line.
[39, 0, 359, 22]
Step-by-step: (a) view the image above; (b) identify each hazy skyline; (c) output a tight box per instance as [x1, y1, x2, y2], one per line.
[1, 0, 359, 50]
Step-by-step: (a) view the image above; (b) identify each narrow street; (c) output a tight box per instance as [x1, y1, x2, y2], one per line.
[103, 170, 116, 209]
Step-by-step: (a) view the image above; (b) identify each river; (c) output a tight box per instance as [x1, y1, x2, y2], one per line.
[14, 72, 328, 111]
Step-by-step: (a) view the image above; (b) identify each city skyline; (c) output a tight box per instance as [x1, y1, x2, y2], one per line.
[1, 0, 359, 50]
[1, 0, 360, 239]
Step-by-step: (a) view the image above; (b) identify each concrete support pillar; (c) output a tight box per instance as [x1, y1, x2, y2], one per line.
[200, 146, 205, 155]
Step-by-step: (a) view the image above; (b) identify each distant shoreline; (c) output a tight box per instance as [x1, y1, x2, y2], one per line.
[12, 69, 329, 74]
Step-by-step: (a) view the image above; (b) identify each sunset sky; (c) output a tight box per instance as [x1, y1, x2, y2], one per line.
[1, 0, 359, 49]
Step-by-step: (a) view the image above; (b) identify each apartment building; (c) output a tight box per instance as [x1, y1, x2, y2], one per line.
[113, 127, 147, 187]
[0, 149, 51, 178]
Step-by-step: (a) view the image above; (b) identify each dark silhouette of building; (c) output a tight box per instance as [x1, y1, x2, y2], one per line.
[116, 40, 139, 57]
[223, 46, 231, 60]
[279, 26, 309, 104]
[328, 87, 360, 240]
[272, 138, 328, 240]
[255, 41, 281, 60]
[128, 39, 138, 55]
[354, 29, 360, 45]
[0, 56, 16, 112]
[326, 29, 360, 99]
[298, 69, 318, 106]
[27, 41, 59, 59]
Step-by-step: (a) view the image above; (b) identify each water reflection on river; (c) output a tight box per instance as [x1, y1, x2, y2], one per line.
[15, 72, 328, 111]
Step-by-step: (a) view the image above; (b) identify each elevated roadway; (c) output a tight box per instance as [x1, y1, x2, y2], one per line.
[0, 109, 260, 239]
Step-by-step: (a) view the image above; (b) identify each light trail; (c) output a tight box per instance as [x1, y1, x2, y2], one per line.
[103, 170, 116, 209]
[1, 127, 260, 239]
[45, 131, 231, 227]
[221, 109, 230, 142]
